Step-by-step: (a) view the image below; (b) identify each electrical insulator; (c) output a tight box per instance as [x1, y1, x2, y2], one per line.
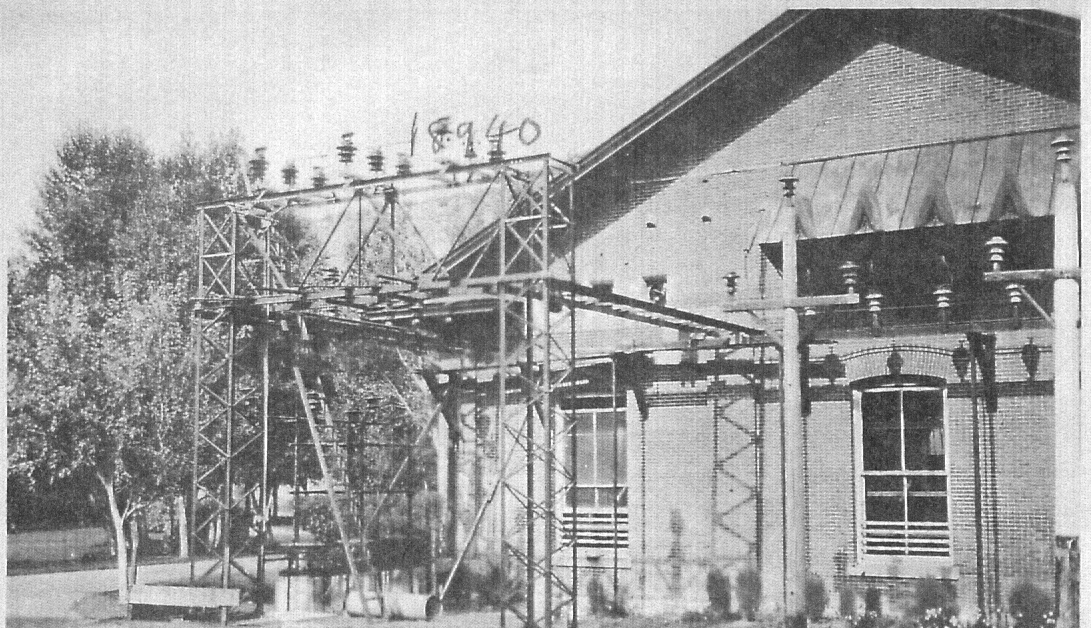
[1021, 338, 1040, 381]
[933, 284, 953, 325]
[281, 162, 298, 187]
[338, 132, 357, 164]
[866, 291, 883, 313]
[866, 291, 883, 335]
[488, 136, 504, 163]
[368, 149, 384, 173]
[312, 166, 327, 188]
[248, 147, 268, 184]
[1007, 283, 1024, 328]
[396, 154, 412, 176]
[985, 235, 1008, 272]
[722, 271, 739, 296]
[840, 261, 860, 294]
[464, 133, 477, 160]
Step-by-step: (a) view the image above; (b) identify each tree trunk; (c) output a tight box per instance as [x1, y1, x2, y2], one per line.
[127, 517, 140, 590]
[99, 474, 130, 604]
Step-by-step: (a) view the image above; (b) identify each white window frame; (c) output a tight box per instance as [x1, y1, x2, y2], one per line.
[562, 408, 629, 550]
[568, 409, 628, 510]
[851, 381, 956, 577]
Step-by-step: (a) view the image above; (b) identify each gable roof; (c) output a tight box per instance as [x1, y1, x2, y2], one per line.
[570, 9, 1079, 243]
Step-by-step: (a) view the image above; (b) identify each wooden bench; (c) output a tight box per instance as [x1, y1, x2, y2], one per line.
[128, 584, 240, 620]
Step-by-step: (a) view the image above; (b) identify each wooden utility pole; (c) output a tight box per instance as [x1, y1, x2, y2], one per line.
[721, 178, 858, 625]
[981, 136, 1084, 627]
[1052, 137, 1080, 628]
[1079, 132, 1091, 628]
[780, 176, 807, 628]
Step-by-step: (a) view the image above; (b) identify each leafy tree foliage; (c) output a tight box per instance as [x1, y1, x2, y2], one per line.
[8, 130, 245, 600]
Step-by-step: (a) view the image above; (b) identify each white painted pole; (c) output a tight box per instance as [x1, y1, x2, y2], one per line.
[1051, 136, 1080, 628]
[1080, 129, 1091, 628]
[780, 176, 807, 627]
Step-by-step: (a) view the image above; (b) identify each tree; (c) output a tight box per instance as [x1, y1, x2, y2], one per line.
[8, 130, 245, 602]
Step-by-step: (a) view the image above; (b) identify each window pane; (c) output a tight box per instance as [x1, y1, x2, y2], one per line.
[904, 391, 945, 470]
[572, 487, 596, 507]
[866, 495, 905, 521]
[862, 392, 901, 470]
[575, 432, 595, 483]
[907, 496, 948, 522]
[865, 476, 905, 521]
[596, 418, 620, 485]
[906, 476, 947, 522]
[615, 422, 627, 482]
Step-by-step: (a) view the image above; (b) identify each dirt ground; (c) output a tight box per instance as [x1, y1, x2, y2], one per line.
[7, 559, 806, 628]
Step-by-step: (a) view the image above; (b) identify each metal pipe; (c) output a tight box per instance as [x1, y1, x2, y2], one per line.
[525, 297, 536, 628]
[384, 593, 442, 620]
[611, 359, 620, 602]
[969, 341, 986, 616]
[190, 210, 205, 585]
[569, 178, 580, 628]
[498, 182, 509, 628]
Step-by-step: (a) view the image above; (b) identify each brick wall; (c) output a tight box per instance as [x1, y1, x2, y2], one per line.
[805, 329, 1055, 619]
[569, 38, 1076, 620]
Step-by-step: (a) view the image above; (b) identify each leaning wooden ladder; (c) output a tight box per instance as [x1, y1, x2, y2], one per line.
[290, 316, 374, 617]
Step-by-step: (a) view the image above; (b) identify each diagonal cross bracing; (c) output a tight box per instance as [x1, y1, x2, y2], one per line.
[192, 154, 765, 627]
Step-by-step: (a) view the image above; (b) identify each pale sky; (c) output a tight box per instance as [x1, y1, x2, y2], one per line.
[0, 1, 1080, 255]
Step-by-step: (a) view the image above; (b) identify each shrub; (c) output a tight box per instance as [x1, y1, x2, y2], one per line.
[737, 566, 761, 621]
[1009, 582, 1052, 628]
[913, 578, 956, 614]
[588, 575, 628, 617]
[805, 573, 829, 622]
[706, 568, 734, 620]
[588, 576, 608, 616]
[480, 563, 523, 608]
[681, 610, 708, 623]
[911, 578, 957, 627]
[436, 565, 482, 611]
[865, 587, 883, 616]
[840, 587, 857, 618]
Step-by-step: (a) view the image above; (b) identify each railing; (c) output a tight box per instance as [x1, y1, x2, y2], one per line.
[863, 520, 950, 556]
[561, 510, 628, 549]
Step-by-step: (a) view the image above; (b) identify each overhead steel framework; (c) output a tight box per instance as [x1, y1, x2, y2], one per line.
[191, 153, 767, 626]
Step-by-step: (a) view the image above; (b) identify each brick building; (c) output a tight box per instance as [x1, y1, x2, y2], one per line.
[444, 9, 1080, 622]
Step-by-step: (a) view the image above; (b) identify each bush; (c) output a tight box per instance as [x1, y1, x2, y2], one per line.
[805, 573, 829, 622]
[588, 576, 608, 616]
[480, 563, 523, 608]
[1009, 582, 1052, 628]
[840, 587, 857, 618]
[706, 568, 734, 620]
[588, 575, 628, 617]
[865, 588, 883, 616]
[911, 578, 957, 626]
[912, 578, 956, 614]
[681, 610, 708, 623]
[436, 565, 481, 611]
[737, 566, 761, 621]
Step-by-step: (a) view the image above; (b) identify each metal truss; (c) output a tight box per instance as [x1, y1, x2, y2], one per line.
[710, 346, 767, 573]
[192, 153, 767, 625]
[192, 206, 274, 617]
[488, 162, 577, 628]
